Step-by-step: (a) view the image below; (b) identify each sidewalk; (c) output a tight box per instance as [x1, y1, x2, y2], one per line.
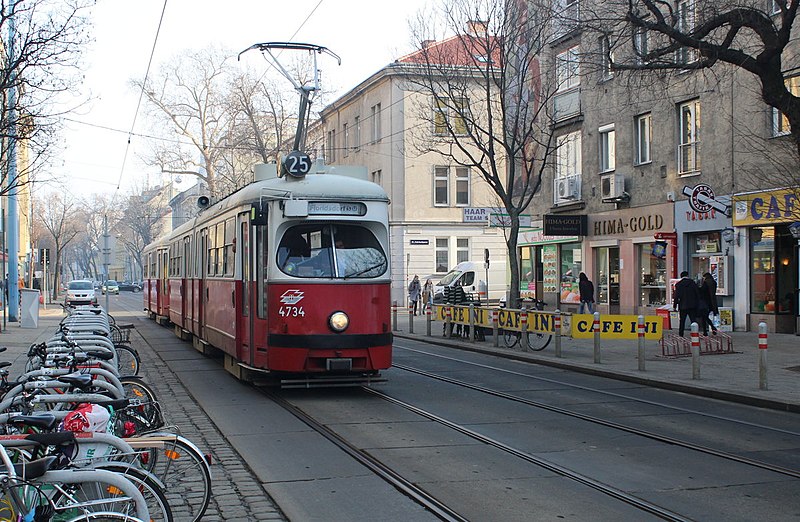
[394, 317, 800, 413]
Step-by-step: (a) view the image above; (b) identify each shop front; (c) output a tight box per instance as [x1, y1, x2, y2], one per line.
[733, 189, 799, 333]
[517, 226, 581, 309]
[586, 203, 675, 316]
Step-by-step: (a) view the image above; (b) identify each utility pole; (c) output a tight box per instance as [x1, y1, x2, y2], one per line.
[103, 215, 110, 312]
[6, 0, 19, 322]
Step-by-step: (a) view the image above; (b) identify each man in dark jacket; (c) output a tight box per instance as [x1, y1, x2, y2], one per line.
[673, 271, 700, 337]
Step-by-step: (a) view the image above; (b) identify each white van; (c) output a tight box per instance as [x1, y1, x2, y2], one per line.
[433, 261, 500, 304]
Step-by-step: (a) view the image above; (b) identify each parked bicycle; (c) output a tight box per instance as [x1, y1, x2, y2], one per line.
[501, 298, 552, 351]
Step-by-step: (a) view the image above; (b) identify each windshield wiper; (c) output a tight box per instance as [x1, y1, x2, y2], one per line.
[343, 261, 387, 280]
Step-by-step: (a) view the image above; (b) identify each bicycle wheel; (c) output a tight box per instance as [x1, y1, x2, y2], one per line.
[116, 377, 163, 435]
[44, 468, 149, 521]
[115, 346, 141, 377]
[502, 330, 520, 348]
[118, 377, 158, 404]
[134, 434, 211, 522]
[92, 464, 173, 522]
[525, 332, 552, 351]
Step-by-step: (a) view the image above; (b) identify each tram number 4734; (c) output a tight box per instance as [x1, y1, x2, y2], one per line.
[279, 306, 305, 317]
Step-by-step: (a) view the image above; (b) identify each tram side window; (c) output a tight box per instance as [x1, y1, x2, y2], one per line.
[277, 223, 387, 279]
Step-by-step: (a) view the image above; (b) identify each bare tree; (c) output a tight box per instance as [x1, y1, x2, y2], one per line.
[116, 190, 168, 280]
[406, 0, 563, 307]
[0, 0, 93, 194]
[134, 47, 239, 199]
[37, 192, 80, 300]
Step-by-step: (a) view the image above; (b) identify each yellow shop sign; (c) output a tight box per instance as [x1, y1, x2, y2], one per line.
[733, 189, 800, 226]
[571, 314, 663, 340]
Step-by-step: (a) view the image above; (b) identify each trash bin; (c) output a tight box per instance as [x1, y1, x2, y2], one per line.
[20, 288, 41, 329]
[656, 305, 672, 329]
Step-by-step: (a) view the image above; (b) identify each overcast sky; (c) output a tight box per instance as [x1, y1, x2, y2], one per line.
[57, 0, 429, 201]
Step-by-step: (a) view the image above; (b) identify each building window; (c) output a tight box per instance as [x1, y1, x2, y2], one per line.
[676, 1, 697, 64]
[371, 169, 382, 185]
[326, 130, 336, 163]
[556, 46, 580, 92]
[343, 123, 349, 156]
[678, 99, 700, 175]
[599, 37, 613, 80]
[455, 167, 470, 206]
[769, 0, 781, 15]
[639, 243, 667, 307]
[599, 124, 615, 173]
[354, 115, 361, 151]
[456, 238, 469, 264]
[556, 131, 581, 179]
[633, 27, 648, 65]
[435, 238, 449, 273]
[771, 76, 800, 137]
[634, 113, 652, 164]
[371, 103, 382, 143]
[434, 166, 449, 206]
[433, 96, 468, 135]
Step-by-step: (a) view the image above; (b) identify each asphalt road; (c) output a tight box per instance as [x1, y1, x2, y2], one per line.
[111, 292, 800, 522]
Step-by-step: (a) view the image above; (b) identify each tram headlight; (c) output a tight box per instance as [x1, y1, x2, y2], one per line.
[329, 311, 349, 333]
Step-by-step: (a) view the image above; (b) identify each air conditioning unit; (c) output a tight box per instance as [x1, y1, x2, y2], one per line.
[601, 173, 625, 200]
[556, 176, 579, 201]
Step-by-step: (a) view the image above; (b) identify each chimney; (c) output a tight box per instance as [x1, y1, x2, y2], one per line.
[467, 20, 488, 37]
[421, 40, 435, 49]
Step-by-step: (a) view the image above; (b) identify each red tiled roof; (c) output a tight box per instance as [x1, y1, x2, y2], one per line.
[397, 33, 502, 68]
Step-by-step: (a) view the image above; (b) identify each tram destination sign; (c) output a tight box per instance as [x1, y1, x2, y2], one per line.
[307, 202, 366, 216]
[543, 214, 587, 236]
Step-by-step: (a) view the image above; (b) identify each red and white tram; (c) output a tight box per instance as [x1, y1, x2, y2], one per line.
[143, 161, 392, 385]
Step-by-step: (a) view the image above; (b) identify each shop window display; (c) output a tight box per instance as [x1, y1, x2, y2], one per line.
[560, 242, 582, 304]
[639, 242, 667, 306]
[750, 226, 796, 314]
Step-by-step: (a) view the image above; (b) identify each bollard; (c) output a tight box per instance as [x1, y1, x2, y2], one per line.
[468, 304, 475, 343]
[593, 312, 601, 363]
[691, 322, 700, 379]
[445, 306, 452, 338]
[520, 307, 529, 352]
[408, 304, 414, 334]
[637, 315, 645, 371]
[554, 309, 562, 358]
[492, 308, 499, 348]
[392, 301, 398, 331]
[426, 303, 432, 337]
[758, 321, 768, 390]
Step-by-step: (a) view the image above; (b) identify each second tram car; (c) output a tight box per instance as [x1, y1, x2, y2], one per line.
[143, 161, 392, 385]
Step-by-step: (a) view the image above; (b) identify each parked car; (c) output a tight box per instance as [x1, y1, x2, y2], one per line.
[65, 280, 98, 307]
[118, 281, 142, 292]
[101, 280, 120, 295]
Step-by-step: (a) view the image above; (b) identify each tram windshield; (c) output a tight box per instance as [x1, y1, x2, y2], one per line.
[277, 224, 387, 279]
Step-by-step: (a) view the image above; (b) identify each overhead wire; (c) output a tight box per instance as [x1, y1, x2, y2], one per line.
[114, 0, 169, 193]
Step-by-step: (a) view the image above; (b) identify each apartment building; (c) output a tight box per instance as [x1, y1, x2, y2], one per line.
[319, 38, 509, 306]
[524, 0, 799, 332]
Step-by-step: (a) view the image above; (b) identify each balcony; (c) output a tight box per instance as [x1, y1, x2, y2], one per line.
[554, 88, 581, 122]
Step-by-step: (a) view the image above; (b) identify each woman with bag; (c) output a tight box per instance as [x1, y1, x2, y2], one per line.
[698, 272, 719, 335]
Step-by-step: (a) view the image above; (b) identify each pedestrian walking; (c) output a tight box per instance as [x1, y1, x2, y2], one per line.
[698, 272, 719, 335]
[422, 278, 433, 308]
[408, 274, 421, 316]
[673, 271, 700, 337]
[578, 272, 595, 314]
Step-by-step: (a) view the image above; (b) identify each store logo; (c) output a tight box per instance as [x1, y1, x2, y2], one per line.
[280, 290, 305, 305]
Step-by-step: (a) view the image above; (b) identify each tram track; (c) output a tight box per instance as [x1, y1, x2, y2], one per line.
[391, 362, 800, 481]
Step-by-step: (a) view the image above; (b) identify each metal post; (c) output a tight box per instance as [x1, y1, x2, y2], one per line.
[103, 215, 110, 313]
[637, 315, 646, 371]
[554, 309, 562, 358]
[426, 303, 431, 337]
[468, 304, 475, 343]
[492, 308, 499, 347]
[593, 311, 601, 363]
[691, 322, 700, 379]
[6, 1, 19, 323]
[758, 321, 768, 390]
[520, 306, 528, 352]
[408, 304, 414, 334]
[445, 306, 452, 338]
[392, 301, 397, 331]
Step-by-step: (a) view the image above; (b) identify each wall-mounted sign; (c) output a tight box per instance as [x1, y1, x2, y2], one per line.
[733, 188, 799, 226]
[409, 239, 429, 245]
[682, 184, 729, 215]
[544, 214, 587, 236]
[463, 207, 498, 222]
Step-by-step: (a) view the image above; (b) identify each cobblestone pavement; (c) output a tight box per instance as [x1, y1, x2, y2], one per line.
[126, 314, 287, 521]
